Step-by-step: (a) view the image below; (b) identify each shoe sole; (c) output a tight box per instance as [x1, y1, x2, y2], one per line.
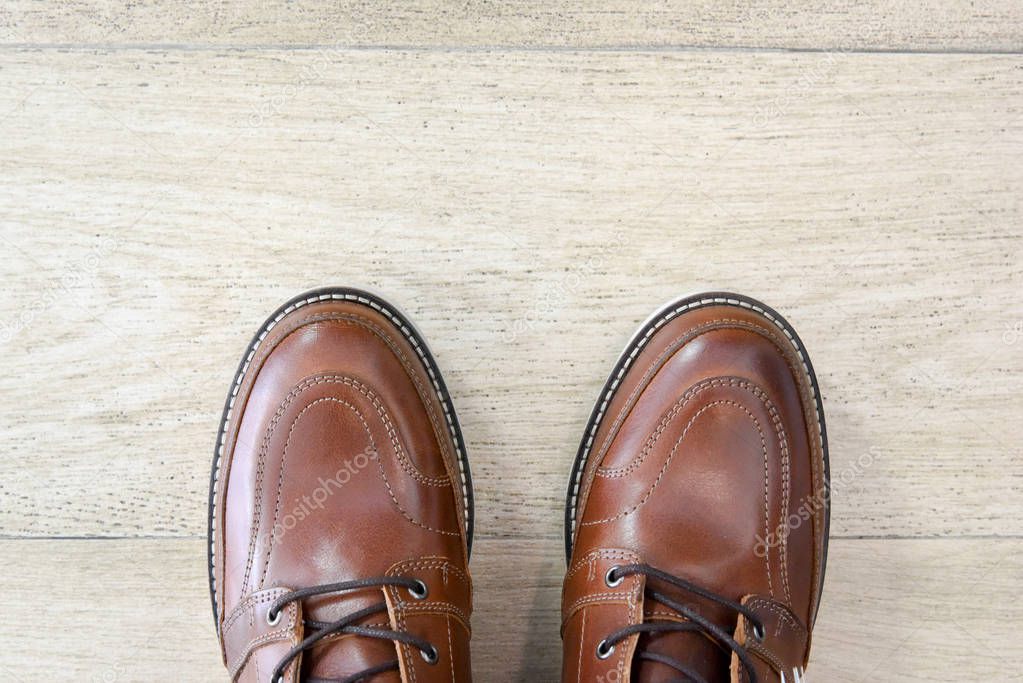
[207, 286, 474, 627]
[563, 291, 830, 621]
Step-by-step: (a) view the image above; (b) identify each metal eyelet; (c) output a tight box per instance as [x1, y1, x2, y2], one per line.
[596, 639, 615, 660]
[604, 566, 624, 588]
[408, 579, 429, 600]
[266, 608, 282, 626]
[752, 621, 766, 641]
[421, 645, 439, 664]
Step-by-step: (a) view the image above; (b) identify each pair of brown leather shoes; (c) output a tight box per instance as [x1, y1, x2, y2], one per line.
[209, 288, 829, 683]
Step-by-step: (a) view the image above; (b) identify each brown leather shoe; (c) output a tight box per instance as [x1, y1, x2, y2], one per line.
[562, 293, 829, 683]
[208, 287, 474, 682]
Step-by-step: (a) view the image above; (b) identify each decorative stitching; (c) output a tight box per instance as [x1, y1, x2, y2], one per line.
[764, 402, 793, 605]
[643, 609, 686, 622]
[211, 292, 471, 617]
[223, 588, 288, 634]
[308, 313, 458, 479]
[738, 599, 810, 680]
[746, 642, 785, 678]
[564, 568, 644, 679]
[246, 374, 460, 592]
[567, 297, 826, 572]
[226, 601, 298, 677]
[582, 383, 789, 600]
[747, 597, 806, 636]
[618, 577, 643, 679]
[259, 395, 381, 587]
[398, 601, 417, 683]
[595, 319, 757, 478]
[576, 608, 586, 683]
[286, 325, 450, 488]
[579, 390, 772, 527]
[446, 614, 456, 683]
[595, 377, 748, 478]
[386, 558, 470, 585]
[563, 590, 637, 618]
[384, 557, 474, 650]
[589, 392, 777, 601]
[564, 548, 640, 582]
[227, 626, 291, 677]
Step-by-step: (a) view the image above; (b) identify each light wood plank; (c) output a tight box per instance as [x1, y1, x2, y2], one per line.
[1, 1, 1022, 51]
[0, 49, 1021, 541]
[0, 538, 1017, 680]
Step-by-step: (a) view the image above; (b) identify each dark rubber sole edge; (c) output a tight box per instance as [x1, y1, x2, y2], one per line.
[206, 286, 475, 628]
[562, 291, 830, 622]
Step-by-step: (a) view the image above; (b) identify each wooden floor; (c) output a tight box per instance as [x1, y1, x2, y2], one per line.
[1, 3, 1021, 681]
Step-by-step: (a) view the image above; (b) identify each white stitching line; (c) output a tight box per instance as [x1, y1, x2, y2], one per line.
[211, 292, 471, 615]
[259, 393, 459, 588]
[225, 599, 298, 678]
[578, 397, 768, 527]
[288, 313, 456, 487]
[594, 318, 757, 478]
[446, 614, 456, 683]
[747, 597, 806, 635]
[242, 372, 457, 591]
[222, 588, 288, 634]
[598, 378, 792, 604]
[567, 296, 826, 555]
[575, 607, 586, 683]
[564, 548, 640, 582]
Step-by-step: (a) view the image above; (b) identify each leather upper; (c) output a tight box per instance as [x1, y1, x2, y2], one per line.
[563, 300, 828, 683]
[211, 294, 472, 682]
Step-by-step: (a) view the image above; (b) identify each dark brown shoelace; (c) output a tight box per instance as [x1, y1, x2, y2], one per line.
[597, 564, 765, 683]
[267, 576, 438, 683]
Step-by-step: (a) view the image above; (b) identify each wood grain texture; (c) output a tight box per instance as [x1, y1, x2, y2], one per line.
[1, 6, 1022, 679]
[0, 49, 1020, 542]
[1, 1, 1022, 51]
[0, 537, 1018, 680]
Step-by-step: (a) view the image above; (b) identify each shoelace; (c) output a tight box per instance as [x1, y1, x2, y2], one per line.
[267, 576, 438, 683]
[597, 564, 766, 683]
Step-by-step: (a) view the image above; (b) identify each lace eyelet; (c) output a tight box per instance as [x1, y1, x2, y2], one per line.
[596, 639, 615, 659]
[421, 645, 439, 664]
[408, 579, 429, 600]
[604, 566, 624, 588]
[266, 608, 282, 626]
[751, 621, 766, 641]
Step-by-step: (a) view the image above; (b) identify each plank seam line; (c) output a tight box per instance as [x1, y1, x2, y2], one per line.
[1, 43, 1022, 55]
[1, 534, 1020, 541]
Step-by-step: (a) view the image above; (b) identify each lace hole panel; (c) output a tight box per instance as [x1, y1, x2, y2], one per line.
[596, 640, 615, 660]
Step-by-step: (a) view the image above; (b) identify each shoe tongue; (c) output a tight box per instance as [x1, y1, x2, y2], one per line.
[630, 597, 734, 683]
[299, 593, 403, 681]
